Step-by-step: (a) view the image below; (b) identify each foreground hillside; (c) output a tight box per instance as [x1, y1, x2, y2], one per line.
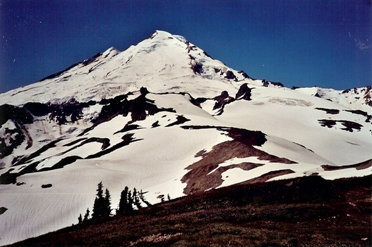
[9, 175, 371, 247]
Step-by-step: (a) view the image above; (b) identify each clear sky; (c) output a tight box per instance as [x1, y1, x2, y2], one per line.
[0, 0, 371, 93]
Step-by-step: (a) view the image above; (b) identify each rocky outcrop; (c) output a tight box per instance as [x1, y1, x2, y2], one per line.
[213, 91, 235, 115]
[235, 83, 252, 101]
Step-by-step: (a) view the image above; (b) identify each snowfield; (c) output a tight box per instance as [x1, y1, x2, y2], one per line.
[0, 30, 371, 245]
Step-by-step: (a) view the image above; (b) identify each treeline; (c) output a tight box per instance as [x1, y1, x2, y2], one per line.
[77, 182, 153, 224]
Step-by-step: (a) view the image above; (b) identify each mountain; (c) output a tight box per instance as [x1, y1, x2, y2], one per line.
[0, 30, 371, 245]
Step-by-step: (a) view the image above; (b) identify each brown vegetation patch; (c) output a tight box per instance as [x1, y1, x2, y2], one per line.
[194, 149, 207, 158]
[322, 159, 372, 171]
[129, 232, 182, 246]
[181, 127, 296, 195]
[240, 169, 295, 184]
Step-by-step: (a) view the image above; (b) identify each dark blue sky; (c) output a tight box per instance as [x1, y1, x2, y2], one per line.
[1, 0, 371, 93]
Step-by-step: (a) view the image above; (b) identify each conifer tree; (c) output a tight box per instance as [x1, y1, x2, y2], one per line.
[118, 186, 129, 213]
[92, 182, 111, 219]
[78, 214, 83, 224]
[133, 188, 142, 209]
[128, 190, 134, 209]
[118, 186, 133, 215]
[158, 194, 165, 203]
[117, 186, 151, 215]
[139, 190, 152, 207]
[83, 208, 90, 221]
[103, 188, 112, 217]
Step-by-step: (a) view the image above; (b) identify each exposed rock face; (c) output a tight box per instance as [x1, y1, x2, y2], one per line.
[0, 207, 7, 215]
[318, 119, 363, 132]
[262, 80, 284, 87]
[0, 126, 25, 159]
[315, 107, 339, 115]
[225, 70, 237, 81]
[0, 105, 34, 159]
[235, 83, 252, 100]
[93, 89, 175, 126]
[345, 109, 371, 122]
[238, 70, 250, 79]
[0, 104, 33, 127]
[213, 91, 235, 115]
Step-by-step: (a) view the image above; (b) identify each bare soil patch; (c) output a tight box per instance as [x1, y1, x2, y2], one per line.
[322, 159, 372, 171]
[181, 126, 296, 194]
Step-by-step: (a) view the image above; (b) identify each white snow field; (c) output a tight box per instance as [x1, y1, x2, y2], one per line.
[0, 30, 371, 245]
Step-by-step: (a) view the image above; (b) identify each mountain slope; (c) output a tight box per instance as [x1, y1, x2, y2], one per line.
[0, 30, 371, 245]
[8, 175, 372, 247]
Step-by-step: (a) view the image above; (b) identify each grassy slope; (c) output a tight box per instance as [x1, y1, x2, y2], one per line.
[8, 175, 371, 247]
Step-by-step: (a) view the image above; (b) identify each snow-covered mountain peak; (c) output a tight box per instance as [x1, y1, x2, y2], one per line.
[0, 30, 369, 110]
[150, 30, 184, 41]
[101, 46, 120, 58]
[0, 30, 253, 105]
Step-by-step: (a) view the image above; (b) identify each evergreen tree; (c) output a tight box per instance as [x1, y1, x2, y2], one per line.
[118, 186, 129, 213]
[158, 194, 165, 203]
[128, 190, 134, 211]
[96, 182, 104, 198]
[92, 182, 111, 219]
[117, 186, 133, 215]
[167, 194, 171, 201]
[139, 190, 152, 207]
[103, 188, 112, 217]
[78, 214, 83, 224]
[83, 208, 90, 221]
[133, 188, 142, 209]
